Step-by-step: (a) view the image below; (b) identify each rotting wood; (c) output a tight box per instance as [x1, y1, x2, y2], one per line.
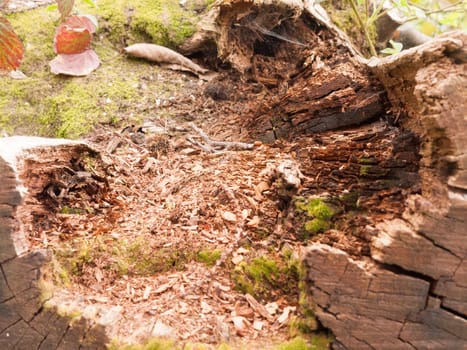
[302, 32, 467, 350]
[181, 0, 387, 142]
[0, 137, 108, 349]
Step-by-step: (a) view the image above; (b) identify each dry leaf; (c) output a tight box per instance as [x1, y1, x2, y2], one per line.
[124, 43, 208, 77]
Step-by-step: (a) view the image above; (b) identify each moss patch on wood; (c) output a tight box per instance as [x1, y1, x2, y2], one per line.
[294, 197, 336, 237]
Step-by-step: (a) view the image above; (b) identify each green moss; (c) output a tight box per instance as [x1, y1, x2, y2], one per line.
[304, 219, 330, 235]
[294, 197, 336, 237]
[108, 338, 179, 350]
[94, 0, 199, 48]
[53, 236, 195, 280]
[196, 248, 221, 267]
[273, 337, 310, 350]
[358, 157, 377, 165]
[295, 198, 334, 221]
[6, 9, 56, 72]
[338, 191, 359, 210]
[232, 250, 301, 301]
[233, 256, 280, 297]
[359, 165, 372, 176]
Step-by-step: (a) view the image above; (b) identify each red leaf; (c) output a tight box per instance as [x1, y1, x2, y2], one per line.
[49, 49, 100, 76]
[63, 15, 97, 34]
[0, 17, 24, 74]
[54, 25, 91, 54]
[57, 0, 75, 21]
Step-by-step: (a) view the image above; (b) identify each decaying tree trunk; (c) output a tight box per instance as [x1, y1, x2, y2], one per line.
[0, 1, 466, 349]
[302, 33, 467, 349]
[183, 0, 387, 142]
[0, 137, 108, 349]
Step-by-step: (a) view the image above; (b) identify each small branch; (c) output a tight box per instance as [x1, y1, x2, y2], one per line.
[187, 122, 255, 153]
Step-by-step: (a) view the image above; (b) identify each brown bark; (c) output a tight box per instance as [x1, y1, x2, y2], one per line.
[0, 138, 108, 349]
[183, 0, 387, 142]
[303, 32, 467, 349]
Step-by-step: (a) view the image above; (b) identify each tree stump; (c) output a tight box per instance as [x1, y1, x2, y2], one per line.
[302, 33, 467, 349]
[0, 137, 108, 349]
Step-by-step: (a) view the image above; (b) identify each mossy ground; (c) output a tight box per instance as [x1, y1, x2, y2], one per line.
[109, 335, 330, 350]
[1, 0, 206, 138]
[52, 235, 216, 282]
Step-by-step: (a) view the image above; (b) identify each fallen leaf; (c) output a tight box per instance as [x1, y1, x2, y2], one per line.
[49, 49, 100, 76]
[125, 43, 208, 77]
[0, 17, 24, 73]
[54, 19, 92, 55]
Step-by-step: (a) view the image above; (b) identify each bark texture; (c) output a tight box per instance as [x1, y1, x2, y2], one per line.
[303, 32, 467, 350]
[183, 0, 386, 142]
[0, 137, 107, 350]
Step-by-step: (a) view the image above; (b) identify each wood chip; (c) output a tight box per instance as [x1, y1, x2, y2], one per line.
[154, 279, 177, 294]
[222, 211, 237, 223]
[246, 215, 260, 227]
[253, 320, 264, 331]
[232, 255, 244, 265]
[143, 286, 152, 300]
[277, 306, 296, 324]
[231, 316, 250, 336]
[265, 301, 279, 315]
[245, 293, 274, 322]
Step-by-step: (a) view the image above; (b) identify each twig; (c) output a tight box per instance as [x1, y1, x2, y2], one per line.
[187, 122, 255, 152]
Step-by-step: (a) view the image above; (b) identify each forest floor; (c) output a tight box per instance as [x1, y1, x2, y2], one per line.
[3, 1, 331, 349]
[2, 1, 417, 349]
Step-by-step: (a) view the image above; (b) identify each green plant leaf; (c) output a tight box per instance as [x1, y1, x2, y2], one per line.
[0, 16, 24, 74]
[380, 40, 403, 55]
[81, 0, 96, 7]
[46, 3, 58, 11]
